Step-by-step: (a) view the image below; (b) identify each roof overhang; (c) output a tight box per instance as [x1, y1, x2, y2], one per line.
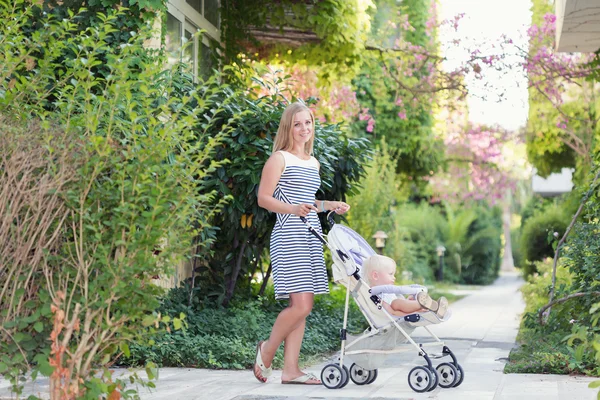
[556, 0, 600, 52]
[531, 168, 573, 197]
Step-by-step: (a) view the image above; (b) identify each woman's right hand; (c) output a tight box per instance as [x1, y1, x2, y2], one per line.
[292, 203, 318, 217]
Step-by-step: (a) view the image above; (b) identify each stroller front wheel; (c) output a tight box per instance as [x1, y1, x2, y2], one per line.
[321, 363, 347, 389]
[408, 366, 433, 393]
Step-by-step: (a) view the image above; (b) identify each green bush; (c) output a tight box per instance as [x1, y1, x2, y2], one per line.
[193, 82, 372, 306]
[520, 204, 569, 277]
[439, 205, 479, 284]
[511, 227, 523, 269]
[520, 194, 553, 228]
[392, 203, 446, 282]
[506, 259, 599, 375]
[459, 203, 503, 285]
[346, 140, 394, 255]
[0, 6, 229, 397]
[122, 284, 367, 369]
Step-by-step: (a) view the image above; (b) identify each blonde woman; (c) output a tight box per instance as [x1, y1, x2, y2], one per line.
[254, 102, 350, 385]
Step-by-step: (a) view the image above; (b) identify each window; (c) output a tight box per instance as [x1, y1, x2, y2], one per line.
[166, 0, 220, 81]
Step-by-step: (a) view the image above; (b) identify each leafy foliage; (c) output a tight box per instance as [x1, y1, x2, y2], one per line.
[506, 259, 599, 376]
[220, 0, 374, 76]
[458, 203, 503, 285]
[0, 6, 231, 398]
[121, 285, 367, 369]
[520, 204, 569, 277]
[192, 76, 371, 306]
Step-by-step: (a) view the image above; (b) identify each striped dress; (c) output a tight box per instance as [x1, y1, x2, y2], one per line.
[270, 151, 329, 300]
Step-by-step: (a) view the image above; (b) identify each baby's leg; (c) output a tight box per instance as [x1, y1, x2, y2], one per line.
[390, 298, 424, 314]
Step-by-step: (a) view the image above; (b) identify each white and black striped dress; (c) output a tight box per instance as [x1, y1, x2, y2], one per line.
[270, 151, 329, 300]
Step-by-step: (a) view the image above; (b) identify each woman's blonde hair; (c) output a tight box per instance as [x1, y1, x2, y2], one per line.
[273, 102, 315, 155]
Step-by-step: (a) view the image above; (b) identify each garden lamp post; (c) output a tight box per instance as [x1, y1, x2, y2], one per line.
[372, 231, 388, 255]
[436, 245, 446, 281]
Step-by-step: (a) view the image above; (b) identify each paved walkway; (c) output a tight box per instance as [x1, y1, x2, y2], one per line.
[1, 272, 597, 400]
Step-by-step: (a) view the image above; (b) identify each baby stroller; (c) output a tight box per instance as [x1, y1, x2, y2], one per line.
[301, 213, 464, 392]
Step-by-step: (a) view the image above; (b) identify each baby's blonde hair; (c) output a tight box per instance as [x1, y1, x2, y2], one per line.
[363, 255, 396, 284]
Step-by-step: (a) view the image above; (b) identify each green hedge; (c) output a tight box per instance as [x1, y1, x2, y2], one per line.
[520, 204, 569, 278]
[121, 284, 367, 369]
[460, 204, 503, 285]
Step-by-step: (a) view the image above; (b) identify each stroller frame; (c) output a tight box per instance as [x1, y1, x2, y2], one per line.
[300, 213, 464, 392]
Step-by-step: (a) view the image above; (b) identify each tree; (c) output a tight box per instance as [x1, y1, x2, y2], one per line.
[523, 7, 599, 181]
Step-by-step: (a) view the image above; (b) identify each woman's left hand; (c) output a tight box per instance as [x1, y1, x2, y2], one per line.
[330, 201, 350, 214]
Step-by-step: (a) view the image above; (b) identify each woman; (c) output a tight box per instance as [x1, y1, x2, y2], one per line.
[254, 102, 350, 385]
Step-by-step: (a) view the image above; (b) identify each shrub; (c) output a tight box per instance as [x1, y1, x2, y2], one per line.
[122, 284, 367, 369]
[459, 203, 503, 285]
[392, 203, 446, 282]
[190, 69, 371, 306]
[346, 140, 395, 255]
[439, 205, 478, 283]
[511, 227, 523, 268]
[0, 7, 228, 398]
[506, 259, 599, 375]
[520, 194, 553, 228]
[520, 204, 569, 277]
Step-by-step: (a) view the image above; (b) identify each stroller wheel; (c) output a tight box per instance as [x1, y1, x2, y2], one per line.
[408, 366, 433, 393]
[321, 363, 345, 389]
[340, 365, 350, 388]
[452, 362, 465, 387]
[426, 366, 438, 391]
[436, 362, 458, 388]
[366, 368, 378, 384]
[349, 363, 371, 385]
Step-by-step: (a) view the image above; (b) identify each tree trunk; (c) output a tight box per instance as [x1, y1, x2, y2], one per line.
[259, 262, 273, 296]
[223, 236, 247, 307]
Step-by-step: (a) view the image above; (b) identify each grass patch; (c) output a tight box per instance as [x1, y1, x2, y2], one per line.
[504, 329, 573, 374]
[427, 282, 474, 303]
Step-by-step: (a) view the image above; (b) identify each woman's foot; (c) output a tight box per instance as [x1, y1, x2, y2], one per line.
[253, 341, 272, 383]
[281, 371, 321, 385]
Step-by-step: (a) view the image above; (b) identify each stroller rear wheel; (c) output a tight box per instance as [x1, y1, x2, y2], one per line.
[321, 363, 347, 389]
[452, 362, 465, 387]
[340, 365, 350, 388]
[366, 368, 378, 384]
[408, 366, 433, 393]
[436, 362, 458, 388]
[349, 363, 375, 385]
[426, 366, 438, 391]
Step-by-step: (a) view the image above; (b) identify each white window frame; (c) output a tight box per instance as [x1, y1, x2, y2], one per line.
[166, 1, 221, 81]
[167, 0, 220, 43]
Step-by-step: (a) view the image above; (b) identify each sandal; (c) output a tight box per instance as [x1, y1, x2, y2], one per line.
[282, 372, 321, 385]
[417, 292, 448, 318]
[253, 341, 272, 383]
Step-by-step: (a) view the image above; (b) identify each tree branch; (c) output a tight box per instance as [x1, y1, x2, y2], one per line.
[542, 167, 600, 324]
[538, 291, 600, 325]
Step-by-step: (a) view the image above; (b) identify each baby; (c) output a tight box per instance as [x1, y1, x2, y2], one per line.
[362, 254, 448, 318]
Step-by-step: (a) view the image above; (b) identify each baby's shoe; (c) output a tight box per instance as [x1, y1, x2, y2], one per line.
[416, 292, 448, 318]
[416, 291, 436, 310]
[435, 297, 448, 318]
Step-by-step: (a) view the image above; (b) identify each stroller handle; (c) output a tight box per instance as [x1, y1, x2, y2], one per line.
[299, 209, 337, 243]
[299, 216, 327, 245]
